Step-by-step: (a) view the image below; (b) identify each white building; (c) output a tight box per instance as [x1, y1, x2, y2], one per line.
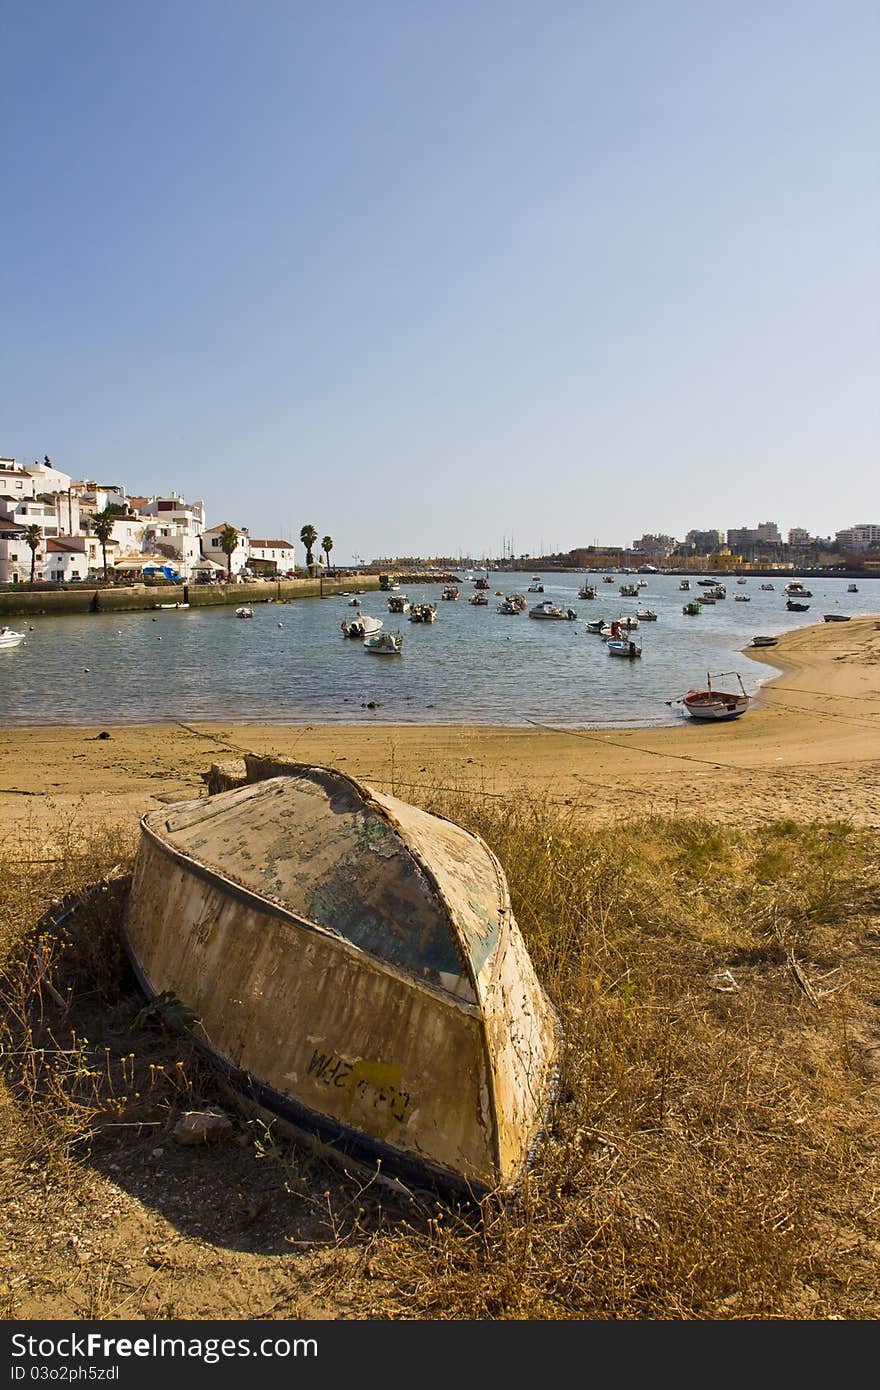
[135, 492, 205, 578]
[247, 539, 298, 575]
[0, 460, 37, 502]
[836, 524, 880, 551]
[45, 538, 89, 583]
[0, 518, 43, 583]
[200, 524, 250, 576]
[26, 459, 73, 495]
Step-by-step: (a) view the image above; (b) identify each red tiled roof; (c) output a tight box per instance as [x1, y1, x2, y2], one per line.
[47, 538, 86, 553]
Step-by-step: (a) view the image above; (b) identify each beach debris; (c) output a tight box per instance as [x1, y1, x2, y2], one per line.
[172, 1109, 235, 1146]
[786, 950, 820, 1009]
[709, 969, 740, 993]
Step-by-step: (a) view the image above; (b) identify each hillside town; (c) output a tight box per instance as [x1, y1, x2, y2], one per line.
[1, 455, 878, 586]
[0, 457, 304, 585]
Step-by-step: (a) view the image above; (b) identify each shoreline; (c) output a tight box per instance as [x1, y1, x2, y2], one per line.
[2, 616, 879, 839]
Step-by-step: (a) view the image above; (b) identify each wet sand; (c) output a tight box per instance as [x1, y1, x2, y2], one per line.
[2, 615, 879, 842]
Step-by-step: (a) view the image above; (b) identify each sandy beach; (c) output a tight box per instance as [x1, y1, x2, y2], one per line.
[2, 615, 879, 840]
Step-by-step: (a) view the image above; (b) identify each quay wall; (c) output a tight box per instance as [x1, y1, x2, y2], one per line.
[0, 572, 451, 619]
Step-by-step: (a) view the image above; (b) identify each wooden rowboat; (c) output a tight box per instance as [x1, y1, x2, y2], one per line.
[123, 758, 561, 1195]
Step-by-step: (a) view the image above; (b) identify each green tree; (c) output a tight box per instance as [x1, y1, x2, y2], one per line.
[218, 524, 239, 580]
[91, 508, 116, 581]
[24, 524, 42, 586]
[321, 535, 333, 570]
[300, 524, 318, 575]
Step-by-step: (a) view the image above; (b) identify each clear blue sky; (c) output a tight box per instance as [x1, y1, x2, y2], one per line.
[2, 1, 877, 562]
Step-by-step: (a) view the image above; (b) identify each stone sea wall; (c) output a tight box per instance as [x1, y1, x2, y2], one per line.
[0, 572, 451, 619]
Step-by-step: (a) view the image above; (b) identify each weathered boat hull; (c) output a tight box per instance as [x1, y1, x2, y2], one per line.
[123, 762, 560, 1195]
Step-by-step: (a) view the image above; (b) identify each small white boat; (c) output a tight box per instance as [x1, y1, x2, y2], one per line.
[784, 581, 812, 597]
[577, 584, 596, 599]
[0, 626, 26, 649]
[496, 599, 521, 614]
[235, 606, 254, 619]
[635, 608, 657, 621]
[679, 579, 690, 590]
[677, 672, 749, 721]
[619, 583, 639, 597]
[387, 594, 410, 614]
[760, 583, 775, 591]
[527, 582, 544, 593]
[365, 630, 404, 653]
[527, 600, 577, 620]
[734, 594, 751, 602]
[468, 591, 489, 606]
[607, 636, 641, 658]
[341, 612, 383, 638]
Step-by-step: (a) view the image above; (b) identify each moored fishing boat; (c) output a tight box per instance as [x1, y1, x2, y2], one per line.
[750, 635, 778, 647]
[0, 625, 26, 649]
[682, 600, 702, 615]
[607, 635, 641, 657]
[408, 602, 437, 623]
[122, 759, 561, 1195]
[527, 600, 577, 620]
[234, 606, 254, 619]
[365, 630, 404, 653]
[341, 612, 383, 638]
[674, 671, 750, 721]
[387, 594, 410, 614]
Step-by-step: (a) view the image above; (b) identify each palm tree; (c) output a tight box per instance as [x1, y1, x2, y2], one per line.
[24, 524, 42, 586]
[321, 535, 333, 571]
[300, 524, 318, 575]
[218, 524, 239, 580]
[91, 508, 116, 581]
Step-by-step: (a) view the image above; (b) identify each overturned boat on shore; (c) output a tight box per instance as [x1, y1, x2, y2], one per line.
[123, 758, 561, 1195]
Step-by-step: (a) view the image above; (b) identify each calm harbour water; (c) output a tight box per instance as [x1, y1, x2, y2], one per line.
[3, 572, 878, 729]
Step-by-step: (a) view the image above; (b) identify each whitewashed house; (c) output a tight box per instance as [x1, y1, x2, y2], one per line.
[0, 460, 37, 503]
[0, 518, 43, 583]
[138, 493, 205, 578]
[45, 538, 89, 583]
[246, 539, 297, 575]
[200, 523, 250, 577]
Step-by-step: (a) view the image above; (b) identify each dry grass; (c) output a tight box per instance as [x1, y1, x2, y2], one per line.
[2, 795, 879, 1320]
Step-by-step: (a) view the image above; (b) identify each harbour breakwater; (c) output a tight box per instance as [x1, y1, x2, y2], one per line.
[0, 572, 452, 619]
